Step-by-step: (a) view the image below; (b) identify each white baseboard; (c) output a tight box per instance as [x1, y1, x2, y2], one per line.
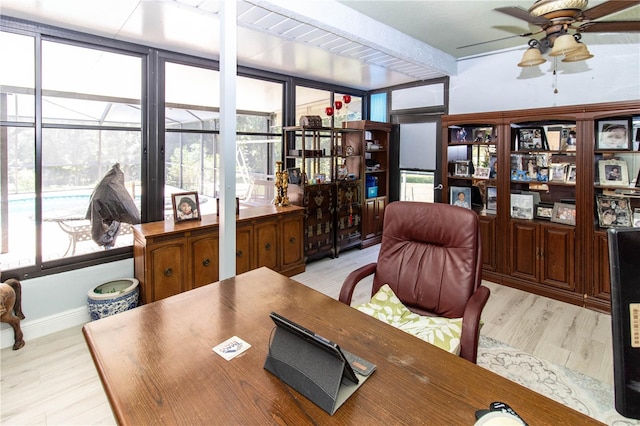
[1, 307, 91, 350]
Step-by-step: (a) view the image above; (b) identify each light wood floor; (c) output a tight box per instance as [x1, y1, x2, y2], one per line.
[0, 244, 614, 425]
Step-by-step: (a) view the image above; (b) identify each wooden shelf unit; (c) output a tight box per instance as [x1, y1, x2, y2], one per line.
[442, 101, 640, 313]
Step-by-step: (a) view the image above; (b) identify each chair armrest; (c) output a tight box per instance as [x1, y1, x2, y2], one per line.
[459, 285, 491, 364]
[338, 263, 377, 305]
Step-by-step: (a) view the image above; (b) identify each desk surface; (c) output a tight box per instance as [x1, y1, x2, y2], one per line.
[83, 267, 603, 425]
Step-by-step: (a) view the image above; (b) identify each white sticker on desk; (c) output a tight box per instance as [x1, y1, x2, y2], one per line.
[213, 336, 252, 361]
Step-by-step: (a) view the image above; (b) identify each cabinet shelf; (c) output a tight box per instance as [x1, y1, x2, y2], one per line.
[443, 102, 640, 314]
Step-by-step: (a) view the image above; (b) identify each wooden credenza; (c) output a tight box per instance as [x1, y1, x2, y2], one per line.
[132, 205, 305, 304]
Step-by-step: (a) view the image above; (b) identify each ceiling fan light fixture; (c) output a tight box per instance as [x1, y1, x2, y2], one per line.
[549, 33, 581, 56]
[518, 46, 547, 67]
[562, 42, 594, 62]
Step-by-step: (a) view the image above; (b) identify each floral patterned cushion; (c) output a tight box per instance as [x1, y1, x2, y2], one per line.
[356, 284, 462, 356]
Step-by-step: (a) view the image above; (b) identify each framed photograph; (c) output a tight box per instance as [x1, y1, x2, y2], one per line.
[551, 202, 576, 226]
[549, 163, 568, 182]
[596, 195, 632, 227]
[510, 193, 534, 220]
[534, 203, 554, 220]
[473, 166, 491, 179]
[314, 173, 326, 184]
[172, 191, 200, 223]
[486, 186, 497, 213]
[596, 119, 630, 150]
[450, 186, 471, 209]
[634, 208, 640, 228]
[488, 155, 498, 178]
[473, 127, 493, 143]
[454, 161, 470, 177]
[536, 167, 549, 182]
[598, 159, 629, 186]
[287, 167, 301, 184]
[565, 164, 577, 184]
[560, 128, 577, 152]
[636, 168, 640, 188]
[517, 128, 546, 151]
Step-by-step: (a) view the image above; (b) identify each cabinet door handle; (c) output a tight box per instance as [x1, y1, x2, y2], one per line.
[202, 258, 210, 267]
[289, 237, 296, 244]
[264, 243, 271, 251]
[236, 250, 243, 257]
[164, 267, 173, 277]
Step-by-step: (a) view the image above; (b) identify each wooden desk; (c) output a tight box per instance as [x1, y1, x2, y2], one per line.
[83, 268, 603, 425]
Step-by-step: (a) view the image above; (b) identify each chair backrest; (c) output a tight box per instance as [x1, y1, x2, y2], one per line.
[372, 201, 482, 319]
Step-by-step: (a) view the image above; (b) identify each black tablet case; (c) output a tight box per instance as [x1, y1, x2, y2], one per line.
[264, 320, 369, 415]
[608, 227, 640, 420]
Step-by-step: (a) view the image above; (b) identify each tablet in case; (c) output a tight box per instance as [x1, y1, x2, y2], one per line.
[264, 312, 375, 415]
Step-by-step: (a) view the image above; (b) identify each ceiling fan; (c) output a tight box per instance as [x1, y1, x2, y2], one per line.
[459, 0, 640, 51]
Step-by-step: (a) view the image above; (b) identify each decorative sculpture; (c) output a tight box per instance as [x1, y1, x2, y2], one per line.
[274, 161, 290, 207]
[0, 277, 25, 350]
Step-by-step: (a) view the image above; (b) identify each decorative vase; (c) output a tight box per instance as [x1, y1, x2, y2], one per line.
[87, 278, 139, 320]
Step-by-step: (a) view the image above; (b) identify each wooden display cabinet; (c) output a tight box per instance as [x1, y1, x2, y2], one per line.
[442, 101, 640, 313]
[343, 120, 392, 248]
[133, 205, 305, 304]
[285, 125, 364, 260]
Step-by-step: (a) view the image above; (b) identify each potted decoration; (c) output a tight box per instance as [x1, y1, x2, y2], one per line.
[87, 278, 139, 320]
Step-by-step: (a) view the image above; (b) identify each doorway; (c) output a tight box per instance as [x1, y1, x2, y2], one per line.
[389, 114, 442, 203]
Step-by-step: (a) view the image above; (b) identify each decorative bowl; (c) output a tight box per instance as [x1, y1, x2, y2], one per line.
[87, 278, 139, 320]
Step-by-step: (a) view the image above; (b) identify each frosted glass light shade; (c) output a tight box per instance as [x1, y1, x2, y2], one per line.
[518, 47, 547, 67]
[549, 34, 580, 57]
[561, 43, 594, 62]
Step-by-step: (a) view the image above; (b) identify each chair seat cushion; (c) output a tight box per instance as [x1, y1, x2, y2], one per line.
[356, 284, 462, 355]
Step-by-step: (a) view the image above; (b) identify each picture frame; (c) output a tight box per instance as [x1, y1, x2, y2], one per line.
[565, 164, 577, 184]
[549, 163, 568, 182]
[287, 167, 301, 184]
[450, 186, 472, 210]
[534, 203, 554, 220]
[636, 168, 640, 188]
[473, 166, 491, 179]
[472, 127, 493, 143]
[454, 161, 470, 177]
[517, 128, 547, 151]
[485, 186, 497, 213]
[560, 128, 577, 152]
[596, 119, 630, 150]
[596, 195, 632, 228]
[536, 167, 549, 182]
[216, 197, 240, 216]
[314, 173, 327, 184]
[172, 191, 200, 223]
[510, 193, 534, 220]
[598, 158, 629, 186]
[551, 202, 576, 226]
[633, 208, 640, 228]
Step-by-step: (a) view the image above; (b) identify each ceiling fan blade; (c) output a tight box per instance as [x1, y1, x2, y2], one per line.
[495, 6, 551, 26]
[581, 0, 640, 20]
[457, 33, 534, 49]
[578, 21, 640, 32]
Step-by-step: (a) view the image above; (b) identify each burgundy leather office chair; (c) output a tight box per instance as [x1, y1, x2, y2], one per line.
[339, 201, 490, 363]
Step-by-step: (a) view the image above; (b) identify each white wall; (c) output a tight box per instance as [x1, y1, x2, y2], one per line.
[1, 259, 133, 348]
[450, 42, 640, 114]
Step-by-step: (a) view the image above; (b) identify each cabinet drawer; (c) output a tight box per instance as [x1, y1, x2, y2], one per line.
[149, 243, 187, 301]
[255, 220, 278, 270]
[191, 234, 219, 288]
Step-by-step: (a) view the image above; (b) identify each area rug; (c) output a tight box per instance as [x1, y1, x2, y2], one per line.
[477, 336, 639, 425]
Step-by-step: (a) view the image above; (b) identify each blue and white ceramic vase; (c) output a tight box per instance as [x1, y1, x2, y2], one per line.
[87, 278, 139, 320]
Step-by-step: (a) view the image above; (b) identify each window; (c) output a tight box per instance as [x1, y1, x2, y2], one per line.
[1, 31, 143, 273]
[164, 62, 284, 215]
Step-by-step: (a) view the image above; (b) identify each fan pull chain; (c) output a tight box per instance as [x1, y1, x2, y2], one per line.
[553, 56, 558, 94]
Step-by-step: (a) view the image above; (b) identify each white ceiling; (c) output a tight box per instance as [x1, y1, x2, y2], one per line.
[0, 0, 638, 91]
